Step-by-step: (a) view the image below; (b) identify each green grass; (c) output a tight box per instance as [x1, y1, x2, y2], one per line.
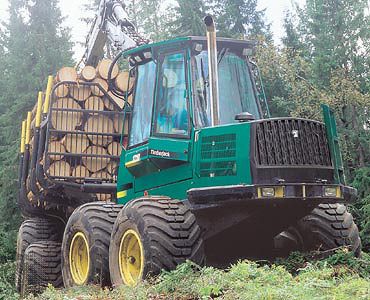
[21, 250, 369, 300]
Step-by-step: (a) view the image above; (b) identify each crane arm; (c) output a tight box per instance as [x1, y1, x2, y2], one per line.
[83, 0, 148, 67]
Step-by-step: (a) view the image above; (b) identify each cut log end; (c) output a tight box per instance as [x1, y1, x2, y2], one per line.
[47, 160, 71, 178]
[70, 85, 92, 101]
[82, 146, 110, 172]
[48, 140, 66, 161]
[91, 78, 109, 96]
[57, 67, 78, 82]
[61, 134, 90, 154]
[97, 59, 119, 80]
[84, 115, 115, 146]
[81, 65, 97, 82]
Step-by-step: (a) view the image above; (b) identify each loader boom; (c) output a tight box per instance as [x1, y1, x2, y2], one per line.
[83, 0, 148, 67]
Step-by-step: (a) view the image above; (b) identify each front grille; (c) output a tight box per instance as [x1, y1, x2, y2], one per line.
[199, 133, 236, 177]
[255, 119, 332, 167]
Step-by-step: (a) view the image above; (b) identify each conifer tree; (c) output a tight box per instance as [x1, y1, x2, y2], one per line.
[171, 0, 207, 36]
[0, 0, 73, 255]
[207, 0, 272, 40]
[282, 11, 306, 59]
[297, 0, 369, 88]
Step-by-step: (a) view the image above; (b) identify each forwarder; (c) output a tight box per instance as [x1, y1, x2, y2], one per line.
[16, 0, 361, 293]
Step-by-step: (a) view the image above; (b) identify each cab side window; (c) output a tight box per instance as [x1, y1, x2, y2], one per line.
[129, 61, 156, 146]
[154, 52, 189, 136]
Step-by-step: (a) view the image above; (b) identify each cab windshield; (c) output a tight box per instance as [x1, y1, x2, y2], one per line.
[193, 50, 260, 127]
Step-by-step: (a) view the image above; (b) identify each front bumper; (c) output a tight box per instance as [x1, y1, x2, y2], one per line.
[187, 183, 357, 206]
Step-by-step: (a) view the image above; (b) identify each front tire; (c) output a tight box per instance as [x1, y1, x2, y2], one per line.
[275, 203, 361, 256]
[109, 197, 205, 287]
[61, 202, 122, 287]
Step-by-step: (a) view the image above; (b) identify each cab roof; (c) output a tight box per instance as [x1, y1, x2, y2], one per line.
[123, 36, 256, 59]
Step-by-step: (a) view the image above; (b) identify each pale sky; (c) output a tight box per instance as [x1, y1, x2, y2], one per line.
[0, 0, 305, 61]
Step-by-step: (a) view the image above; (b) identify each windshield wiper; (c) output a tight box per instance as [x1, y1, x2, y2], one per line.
[200, 57, 208, 108]
[217, 48, 229, 65]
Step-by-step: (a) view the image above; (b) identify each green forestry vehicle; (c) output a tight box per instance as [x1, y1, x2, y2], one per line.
[16, 15, 361, 293]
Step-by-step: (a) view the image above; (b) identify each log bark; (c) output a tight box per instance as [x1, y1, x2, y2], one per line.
[56, 67, 78, 82]
[51, 98, 82, 131]
[91, 78, 109, 96]
[81, 65, 97, 81]
[84, 115, 115, 146]
[70, 84, 92, 101]
[48, 140, 66, 161]
[48, 160, 71, 178]
[61, 134, 90, 154]
[84, 96, 105, 113]
[97, 59, 119, 80]
[82, 146, 110, 172]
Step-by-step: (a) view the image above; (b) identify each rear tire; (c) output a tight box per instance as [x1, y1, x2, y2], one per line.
[109, 197, 205, 287]
[21, 242, 63, 296]
[275, 203, 361, 256]
[16, 218, 63, 292]
[61, 202, 122, 287]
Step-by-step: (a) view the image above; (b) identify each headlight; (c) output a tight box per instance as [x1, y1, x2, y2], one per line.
[324, 186, 339, 197]
[261, 187, 275, 197]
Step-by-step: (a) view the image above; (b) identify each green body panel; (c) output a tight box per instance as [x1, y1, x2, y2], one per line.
[115, 37, 345, 206]
[321, 104, 345, 184]
[117, 122, 252, 203]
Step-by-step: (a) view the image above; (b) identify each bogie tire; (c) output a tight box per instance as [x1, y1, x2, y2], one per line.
[277, 203, 361, 256]
[16, 218, 63, 292]
[22, 242, 63, 296]
[61, 202, 122, 287]
[109, 197, 205, 287]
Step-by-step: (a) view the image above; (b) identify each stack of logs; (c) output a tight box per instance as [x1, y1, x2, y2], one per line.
[30, 59, 133, 201]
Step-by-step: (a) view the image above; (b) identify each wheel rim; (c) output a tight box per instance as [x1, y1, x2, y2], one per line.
[69, 232, 90, 285]
[119, 229, 144, 286]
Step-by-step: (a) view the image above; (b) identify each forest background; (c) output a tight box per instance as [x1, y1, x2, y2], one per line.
[0, 0, 368, 291]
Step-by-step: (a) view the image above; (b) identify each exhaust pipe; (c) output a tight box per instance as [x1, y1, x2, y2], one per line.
[204, 15, 220, 126]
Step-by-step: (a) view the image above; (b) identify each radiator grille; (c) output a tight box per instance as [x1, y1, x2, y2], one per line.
[199, 133, 237, 177]
[255, 119, 332, 167]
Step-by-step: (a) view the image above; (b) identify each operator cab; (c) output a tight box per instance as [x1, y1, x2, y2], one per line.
[123, 37, 262, 149]
[116, 37, 264, 200]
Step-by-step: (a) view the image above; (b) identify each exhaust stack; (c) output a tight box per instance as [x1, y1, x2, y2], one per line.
[204, 15, 220, 126]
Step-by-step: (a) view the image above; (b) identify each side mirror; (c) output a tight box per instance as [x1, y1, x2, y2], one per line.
[235, 112, 255, 122]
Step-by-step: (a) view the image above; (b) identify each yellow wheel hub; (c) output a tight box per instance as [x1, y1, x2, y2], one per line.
[119, 229, 144, 286]
[69, 232, 90, 285]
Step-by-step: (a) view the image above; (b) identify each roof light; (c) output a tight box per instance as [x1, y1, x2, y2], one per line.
[143, 52, 152, 59]
[243, 48, 253, 56]
[194, 43, 203, 52]
[135, 56, 142, 62]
